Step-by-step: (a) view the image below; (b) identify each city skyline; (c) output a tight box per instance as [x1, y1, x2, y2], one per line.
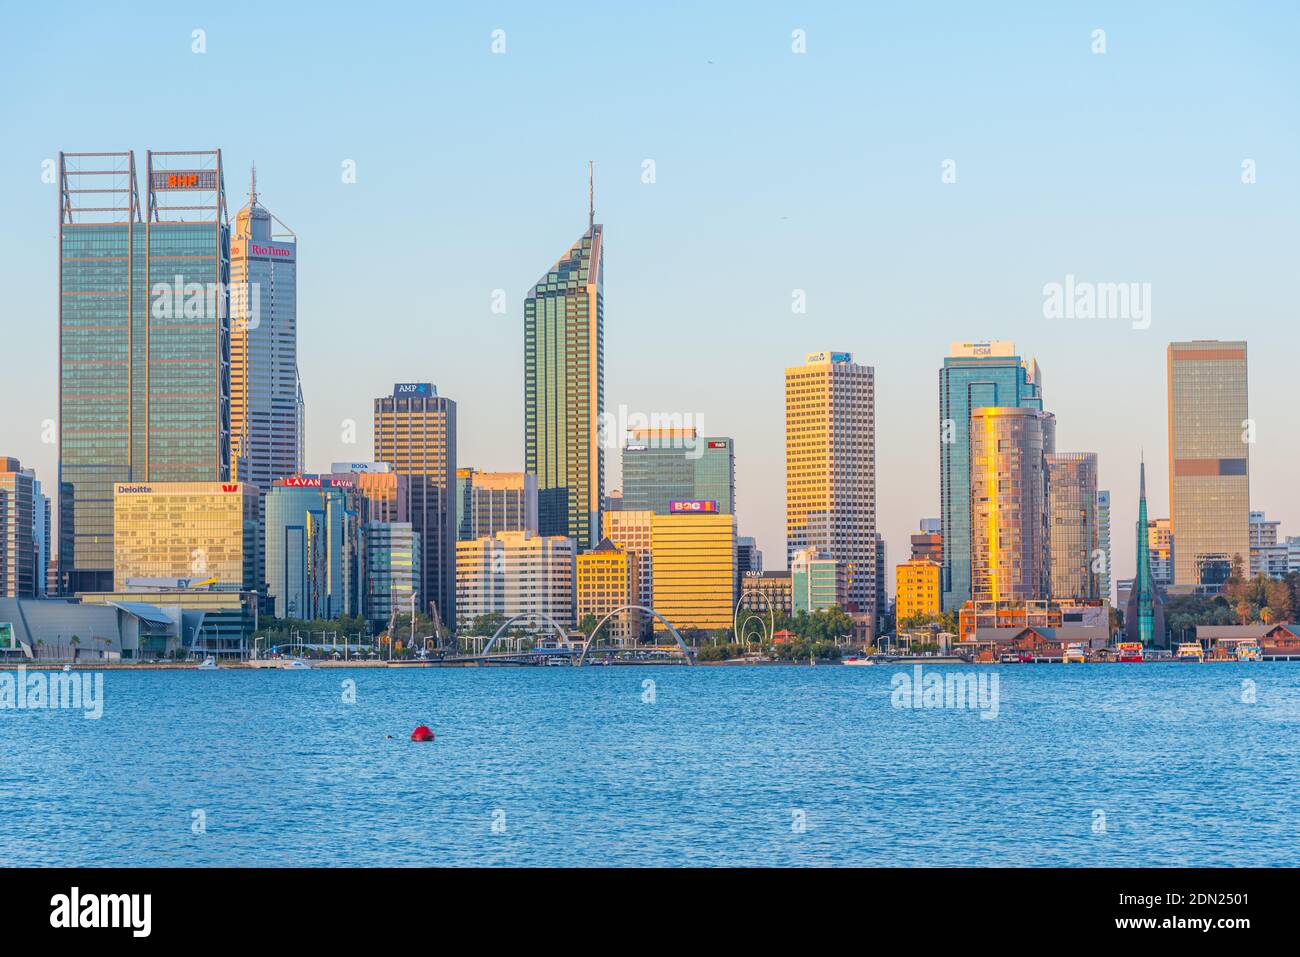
[3, 4, 1299, 595]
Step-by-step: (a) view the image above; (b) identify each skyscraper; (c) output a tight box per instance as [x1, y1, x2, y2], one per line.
[1096, 490, 1112, 602]
[621, 430, 735, 515]
[263, 478, 358, 620]
[58, 150, 230, 593]
[1125, 460, 1165, 646]
[1046, 452, 1100, 600]
[455, 470, 538, 540]
[0, 458, 38, 598]
[939, 341, 1043, 611]
[524, 173, 603, 550]
[1167, 340, 1250, 586]
[785, 351, 877, 628]
[374, 383, 457, 628]
[969, 407, 1055, 603]
[229, 167, 302, 491]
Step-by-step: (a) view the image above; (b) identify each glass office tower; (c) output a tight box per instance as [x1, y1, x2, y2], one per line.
[938, 341, 1042, 611]
[58, 150, 230, 593]
[1046, 452, 1100, 600]
[969, 407, 1055, 603]
[524, 207, 604, 550]
[229, 168, 302, 491]
[622, 431, 735, 515]
[1166, 340, 1250, 586]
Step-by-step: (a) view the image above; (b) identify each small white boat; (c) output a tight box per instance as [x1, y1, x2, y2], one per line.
[281, 658, 312, 670]
[62, 663, 73, 673]
[841, 656, 876, 666]
[196, 656, 218, 671]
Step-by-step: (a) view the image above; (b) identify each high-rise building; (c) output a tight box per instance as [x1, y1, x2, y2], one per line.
[1167, 340, 1250, 586]
[0, 458, 38, 598]
[576, 539, 637, 642]
[790, 547, 847, 615]
[524, 184, 603, 550]
[1248, 511, 1288, 578]
[26, 469, 50, 598]
[374, 383, 457, 627]
[895, 558, 942, 622]
[939, 341, 1043, 611]
[910, 519, 943, 563]
[650, 510, 736, 633]
[875, 533, 889, 636]
[738, 571, 793, 615]
[455, 470, 538, 541]
[1096, 490, 1112, 602]
[1046, 452, 1100, 600]
[1148, 517, 1173, 588]
[58, 150, 231, 593]
[736, 536, 763, 593]
[229, 168, 302, 492]
[455, 530, 576, 632]
[603, 509, 654, 625]
[113, 482, 259, 591]
[363, 521, 420, 631]
[969, 407, 1055, 603]
[263, 477, 360, 620]
[784, 351, 877, 626]
[1125, 460, 1165, 646]
[621, 430, 735, 515]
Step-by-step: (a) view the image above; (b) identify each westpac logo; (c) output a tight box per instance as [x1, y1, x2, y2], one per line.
[50, 887, 151, 937]
[221, 484, 239, 493]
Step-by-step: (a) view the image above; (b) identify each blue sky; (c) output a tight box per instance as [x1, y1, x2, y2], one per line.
[2, 1, 1297, 590]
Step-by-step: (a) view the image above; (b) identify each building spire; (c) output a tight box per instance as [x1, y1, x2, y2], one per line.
[249, 163, 258, 208]
[1139, 450, 1145, 499]
[588, 160, 594, 230]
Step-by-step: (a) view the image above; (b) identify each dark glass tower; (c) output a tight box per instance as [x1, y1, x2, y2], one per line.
[58, 150, 230, 593]
[524, 178, 603, 550]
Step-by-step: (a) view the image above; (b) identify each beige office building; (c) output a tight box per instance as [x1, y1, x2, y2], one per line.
[1167, 341, 1250, 587]
[650, 511, 735, 633]
[455, 530, 575, 632]
[784, 351, 876, 626]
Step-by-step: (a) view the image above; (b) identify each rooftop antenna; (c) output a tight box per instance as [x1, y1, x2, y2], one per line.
[249, 162, 258, 208]
[588, 160, 594, 229]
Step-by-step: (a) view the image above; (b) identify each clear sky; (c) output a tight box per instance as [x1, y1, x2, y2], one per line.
[2, 1, 1297, 594]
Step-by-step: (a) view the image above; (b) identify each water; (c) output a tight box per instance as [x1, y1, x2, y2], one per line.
[3, 663, 1298, 866]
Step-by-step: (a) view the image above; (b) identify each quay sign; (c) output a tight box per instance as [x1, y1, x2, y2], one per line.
[151, 169, 218, 191]
[669, 500, 718, 513]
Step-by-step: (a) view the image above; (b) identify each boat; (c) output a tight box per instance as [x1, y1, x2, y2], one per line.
[1175, 641, 1205, 663]
[281, 658, 312, 670]
[1235, 641, 1262, 662]
[196, 656, 218, 671]
[841, 656, 876, 666]
[1116, 641, 1145, 663]
[1062, 642, 1088, 664]
[62, 663, 72, 673]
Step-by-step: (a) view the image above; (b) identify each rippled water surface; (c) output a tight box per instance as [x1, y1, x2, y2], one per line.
[3, 663, 1298, 866]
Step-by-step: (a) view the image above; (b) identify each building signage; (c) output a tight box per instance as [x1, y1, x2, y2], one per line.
[282, 476, 322, 488]
[250, 242, 293, 259]
[151, 169, 218, 191]
[0, 623, 14, 650]
[707, 440, 728, 449]
[669, 500, 718, 513]
[805, 351, 851, 364]
[116, 485, 154, 494]
[393, 383, 433, 397]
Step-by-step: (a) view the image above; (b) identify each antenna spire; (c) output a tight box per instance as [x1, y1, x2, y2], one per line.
[588, 160, 594, 229]
[249, 163, 258, 207]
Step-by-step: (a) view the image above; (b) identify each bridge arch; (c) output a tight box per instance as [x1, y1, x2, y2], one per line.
[479, 613, 572, 658]
[734, 590, 775, 647]
[576, 605, 694, 666]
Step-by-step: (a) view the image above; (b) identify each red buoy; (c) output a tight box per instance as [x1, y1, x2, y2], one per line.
[410, 725, 435, 742]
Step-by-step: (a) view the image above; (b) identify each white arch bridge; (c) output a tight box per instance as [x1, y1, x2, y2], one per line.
[458, 606, 693, 666]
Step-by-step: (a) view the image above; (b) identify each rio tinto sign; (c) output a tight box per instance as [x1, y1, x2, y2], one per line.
[669, 500, 718, 513]
[151, 169, 218, 191]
